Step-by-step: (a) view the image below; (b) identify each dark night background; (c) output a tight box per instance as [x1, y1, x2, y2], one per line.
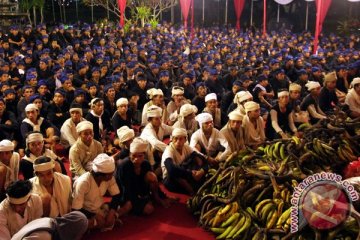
[41, 0, 360, 33]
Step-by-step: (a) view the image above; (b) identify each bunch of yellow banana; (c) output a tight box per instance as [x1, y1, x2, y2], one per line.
[263, 141, 287, 162]
[275, 207, 292, 231]
[337, 140, 358, 162]
[280, 187, 292, 203]
[208, 202, 239, 228]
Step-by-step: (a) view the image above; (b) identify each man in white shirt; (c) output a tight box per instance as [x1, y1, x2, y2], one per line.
[69, 121, 103, 178]
[0, 140, 19, 202]
[0, 180, 43, 240]
[220, 111, 245, 152]
[72, 153, 121, 231]
[60, 103, 85, 149]
[140, 105, 173, 175]
[162, 128, 208, 195]
[30, 156, 72, 218]
[190, 112, 230, 165]
[242, 101, 266, 148]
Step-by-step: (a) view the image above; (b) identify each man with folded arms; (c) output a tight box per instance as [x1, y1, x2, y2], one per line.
[30, 156, 72, 217]
[72, 153, 121, 231]
[0, 140, 20, 202]
[0, 180, 43, 239]
[242, 101, 266, 148]
[69, 121, 103, 178]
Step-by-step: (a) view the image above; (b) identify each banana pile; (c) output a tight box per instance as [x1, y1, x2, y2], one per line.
[188, 119, 360, 239]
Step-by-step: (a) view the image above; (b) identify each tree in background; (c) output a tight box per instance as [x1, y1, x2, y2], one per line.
[81, 0, 177, 26]
[19, 0, 45, 25]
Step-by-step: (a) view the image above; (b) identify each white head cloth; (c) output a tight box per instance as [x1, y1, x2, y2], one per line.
[92, 153, 115, 173]
[244, 101, 260, 113]
[228, 111, 243, 121]
[147, 105, 162, 118]
[25, 103, 38, 112]
[117, 126, 135, 143]
[130, 137, 148, 153]
[205, 93, 217, 102]
[76, 121, 93, 133]
[305, 81, 321, 91]
[195, 112, 213, 127]
[0, 140, 14, 151]
[351, 77, 360, 88]
[116, 98, 128, 107]
[179, 104, 198, 117]
[171, 87, 184, 97]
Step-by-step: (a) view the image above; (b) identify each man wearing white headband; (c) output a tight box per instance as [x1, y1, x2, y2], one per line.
[60, 103, 85, 149]
[265, 89, 299, 140]
[220, 111, 245, 152]
[231, 91, 253, 116]
[116, 137, 174, 216]
[30, 156, 72, 218]
[21, 131, 66, 180]
[190, 113, 230, 164]
[0, 140, 19, 202]
[166, 86, 186, 125]
[345, 77, 360, 118]
[300, 81, 327, 124]
[141, 88, 169, 126]
[21, 103, 56, 156]
[140, 105, 173, 175]
[72, 153, 121, 231]
[162, 128, 208, 195]
[111, 97, 134, 132]
[0, 180, 42, 239]
[203, 93, 225, 129]
[289, 83, 309, 124]
[173, 104, 198, 137]
[242, 101, 266, 147]
[319, 71, 339, 114]
[69, 121, 103, 178]
[85, 98, 111, 142]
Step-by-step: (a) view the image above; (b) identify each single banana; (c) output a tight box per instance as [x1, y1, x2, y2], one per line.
[260, 202, 276, 222]
[232, 213, 251, 238]
[277, 200, 284, 217]
[266, 210, 279, 229]
[210, 227, 225, 234]
[226, 213, 245, 239]
[216, 223, 234, 239]
[279, 143, 286, 160]
[276, 207, 291, 227]
[255, 199, 273, 217]
[221, 212, 240, 228]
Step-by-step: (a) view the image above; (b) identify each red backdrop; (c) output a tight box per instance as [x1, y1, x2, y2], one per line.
[233, 0, 245, 31]
[313, 0, 332, 53]
[118, 0, 126, 26]
[180, 0, 192, 28]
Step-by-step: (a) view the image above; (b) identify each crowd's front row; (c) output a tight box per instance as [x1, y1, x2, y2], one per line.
[0, 94, 264, 239]
[2, 75, 359, 239]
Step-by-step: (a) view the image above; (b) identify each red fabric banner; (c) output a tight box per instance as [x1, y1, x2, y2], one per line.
[180, 0, 191, 28]
[233, 0, 245, 31]
[313, 0, 332, 53]
[118, 0, 126, 27]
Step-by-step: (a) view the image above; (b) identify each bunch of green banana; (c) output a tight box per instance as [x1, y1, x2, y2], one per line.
[312, 138, 337, 160]
[211, 211, 252, 239]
